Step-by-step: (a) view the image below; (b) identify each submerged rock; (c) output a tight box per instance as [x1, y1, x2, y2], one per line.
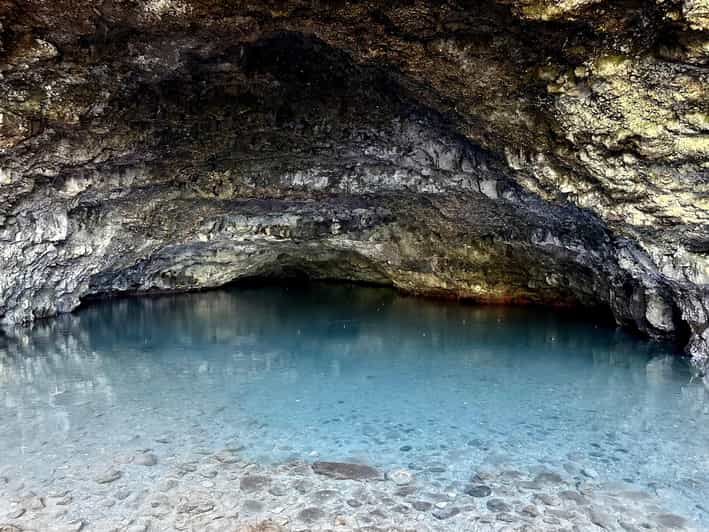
[464, 484, 492, 497]
[94, 469, 122, 484]
[132, 453, 158, 466]
[386, 468, 415, 486]
[312, 461, 381, 480]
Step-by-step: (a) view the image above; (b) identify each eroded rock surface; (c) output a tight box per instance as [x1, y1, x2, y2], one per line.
[0, 1, 707, 368]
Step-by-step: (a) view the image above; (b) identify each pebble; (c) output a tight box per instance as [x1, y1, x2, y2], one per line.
[7, 507, 25, 519]
[311, 489, 338, 503]
[28, 496, 45, 510]
[582, 467, 599, 479]
[464, 484, 492, 497]
[560, 489, 590, 505]
[486, 498, 511, 512]
[386, 468, 414, 486]
[214, 449, 240, 464]
[240, 475, 270, 493]
[534, 493, 561, 506]
[268, 485, 287, 496]
[432, 506, 460, 519]
[242, 499, 264, 514]
[95, 469, 122, 484]
[496, 512, 517, 522]
[520, 504, 540, 517]
[589, 507, 618, 530]
[298, 507, 325, 523]
[656, 513, 689, 529]
[411, 500, 432, 512]
[133, 453, 158, 466]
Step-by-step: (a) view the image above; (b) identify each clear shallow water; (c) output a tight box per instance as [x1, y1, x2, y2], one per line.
[1, 283, 709, 526]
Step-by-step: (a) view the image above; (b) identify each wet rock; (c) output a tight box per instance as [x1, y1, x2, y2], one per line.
[312, 461, 381, 480]
[464, 484, 492, 497]
[486, 499, 511, 512]
[432, 506, 460, 519]
[297, 507, 325, 524]
[386, 468, 414, 486]
[95, 469, 122, 484]
[240, 475, 271, 493]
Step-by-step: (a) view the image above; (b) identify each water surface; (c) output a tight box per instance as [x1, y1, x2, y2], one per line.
[1, 283, 708, 526]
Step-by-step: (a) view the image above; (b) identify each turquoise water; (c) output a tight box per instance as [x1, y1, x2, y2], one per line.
[1, 283, 708, 526]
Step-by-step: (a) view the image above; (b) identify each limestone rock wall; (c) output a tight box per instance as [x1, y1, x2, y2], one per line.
[0, 0, 707, 369]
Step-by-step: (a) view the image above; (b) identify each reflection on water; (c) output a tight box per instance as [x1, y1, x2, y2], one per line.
[1, 283, 708, 524]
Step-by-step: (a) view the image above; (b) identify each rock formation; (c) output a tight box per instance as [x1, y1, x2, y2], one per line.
[0, 0, 707, 369]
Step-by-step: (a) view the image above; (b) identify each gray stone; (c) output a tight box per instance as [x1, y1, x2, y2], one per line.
[582, 467, 599, 479]
[656, 513, 689, 529]
[214, 449, 239, 464]
[311, 489, 338, 503]
[465, 484, 492, 497]
[95, 469, 122, 484]
[411, 500, 433, 512]
[432, 506, 460, 520]
[386, 468, 414, 486]
[242, 499, 264, 514]
[559, 490, 590, 505]
[133, 452, 158, 466]
[312, 461, 381, 480]
[521, 504, 540, 517]
[240, 475, 271, 493]
[297, 507, 326, 523]
[268, 485, 287, 497]
[486, 499, 512, 512]
[589, 508, 618, 530]
[7, 508, 25, 519]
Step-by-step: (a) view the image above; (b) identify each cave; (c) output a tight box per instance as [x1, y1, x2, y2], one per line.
[1, 0, 708, 530]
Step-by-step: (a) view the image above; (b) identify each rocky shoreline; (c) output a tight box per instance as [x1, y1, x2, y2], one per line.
[0, 449, 697, 532]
